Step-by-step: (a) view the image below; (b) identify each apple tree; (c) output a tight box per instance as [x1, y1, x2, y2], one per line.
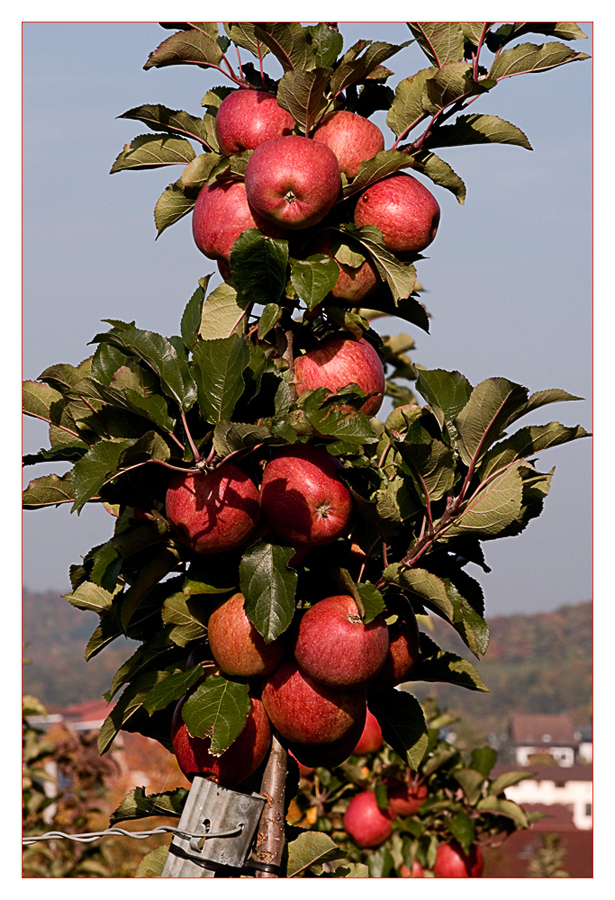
[22, 22, 590, 877]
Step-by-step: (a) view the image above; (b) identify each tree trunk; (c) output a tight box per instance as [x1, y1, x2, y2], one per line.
[254, 735, 288, 877]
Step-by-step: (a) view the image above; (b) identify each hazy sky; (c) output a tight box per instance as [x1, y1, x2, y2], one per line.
[22, 20, 592, 617]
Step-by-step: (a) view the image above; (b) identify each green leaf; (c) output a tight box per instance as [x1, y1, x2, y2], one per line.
[470, 745, 498, 777]
[252, 23, 317, 72]
[444, 462, 525, 539]
[258, 303, 283, 339]
[118, 104, 215, 148]
[181, 674, 251, 754]
[408, 149, 466, 203]
[23, 380, 63, 421]
[444, 577, 489, 657]
[371, 689, 428, 770]
[359, 289, 430, 332]
[229, 230, 289, 307]
[407, 22, 465, 67]
[411, 633, 489, 692]
[305, 23, 344, 68]
[453, 769, 486, 807]
[475, 795, 528, 828]
[181, 279, 209, 349]
[448, 810, 476, 854]
[63, 581, 118, 615]
[415, 368, 473, 445]
[98, 668, 172, 754]
[180, 152, 223, 189]
[355, 582, 385, 624]
[142, 665, 204, 714]
[71, 439, 136, 513]
[110, 786, 188, 824]
[367, 845, 394, 878]
[161, 592, 210, 647]
[136, 845, 169, 877]
[479, 422, 589, 481]
[192, 333, 250, 424]
[394, 437, 456, 503]
[512, 387, 584, 421]
[455, 377, 529, 467]
[387, 67, 436, 138]
[489, 770, 535, 795]
[489, 41, 590, 81]
[384, 564, 454, 620]
[330, 40, 409, 97]
[286, 831, 344, 877]
[422, 62, 475, 115]
[289, 255, 340, 310]
[277, 67, 333, 132]
[342, 148, 415, 199]
[239, 540, 298, 642]
[223, 22, 271, 59]
[23, 472, 74, 509]
[341, 225, 417, 301]
[110, 134, 196, 173]
[144, 26, 224, 71]
[94, 324, 198, 412]
[199, 281, 250, 340]
[429, 113, 532, 150]
[300, 388, 380, 444]
[212, 420, 273, 458]
[154, 178, 197, 236]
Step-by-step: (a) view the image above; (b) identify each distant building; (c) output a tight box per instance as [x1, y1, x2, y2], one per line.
[497, 763, 593, 831]
[509, 713, 584, 767]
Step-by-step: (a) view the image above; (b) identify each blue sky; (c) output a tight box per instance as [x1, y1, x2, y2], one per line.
[21, 20, 592, 618]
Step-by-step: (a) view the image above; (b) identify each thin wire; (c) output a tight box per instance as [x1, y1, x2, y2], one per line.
[23, 823, 243, 847]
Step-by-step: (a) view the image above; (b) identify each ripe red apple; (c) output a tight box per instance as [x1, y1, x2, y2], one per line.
[261, 659, 366, 751]
[287, 715, 366, 770]
[370, 614, 420, 691]
[294, 335, 385, 417]
[294, 594, 389, 688]
[433, 841, 484, 877]
[171, 694, 271, 787]
[192, 179, 285, 265]
[260, 444, 352, 547]
[165, 463, 260, 555]
[215, 89, 295, 157]
[400, 860, 424, 877]
[344, 791, 393, 849]
[313, 110, 385, 178]
[353, 707, 383, 754]
[206, 592, 288, 678]
[245, 135, 341, 229]
[354, 173, 440, 254]
[386, 776, 428, 816]
[308, 233, 379, 305]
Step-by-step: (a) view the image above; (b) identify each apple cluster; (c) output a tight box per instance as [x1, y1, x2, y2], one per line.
[167, 437, 422, 783]
[192, 87, 440, 300]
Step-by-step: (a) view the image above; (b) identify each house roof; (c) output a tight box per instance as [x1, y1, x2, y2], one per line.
[60, 697, 111, 724]
[491, 762, 593, 782]
[509, 713, 577, 745]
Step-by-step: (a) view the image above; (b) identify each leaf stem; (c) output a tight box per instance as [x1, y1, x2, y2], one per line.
[180, 409, 202, 464]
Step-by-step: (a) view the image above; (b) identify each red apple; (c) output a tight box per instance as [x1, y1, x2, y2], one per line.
[192, 179, 285, 264]
[370, 614, 420, 691]
[386, 776, 428, 816]
[313, 110, 385, 178]
[245, 135, 341, 229]
[207, 592, 288, 678]
[353, 707, 383, 754]
[344, 791, 393, 848]
[294, 335, 385, 417]
[165, 463, 260, 555]
[294, 594, 389, 688]
[287, 715, 366, 770]
[215, 89, 295, 157]
[260, 444, 352, 547]
[308, 233, 379, 305]
[171, 694, 271, 787]
[354, 173, 440, 254]
[400, 860, 424, 877]
[434, 841, 484, 877]
[261, 659, 366, 751]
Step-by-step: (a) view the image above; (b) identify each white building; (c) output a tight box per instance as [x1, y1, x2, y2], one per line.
[500, 764, 593, 830]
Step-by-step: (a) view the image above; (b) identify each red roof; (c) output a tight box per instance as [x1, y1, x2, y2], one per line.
[60, 698, 111, 722]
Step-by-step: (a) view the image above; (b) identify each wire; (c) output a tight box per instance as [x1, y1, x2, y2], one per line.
[23, 823, 243, 847]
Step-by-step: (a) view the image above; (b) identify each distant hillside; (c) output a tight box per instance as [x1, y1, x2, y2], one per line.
[23, 589, 592, 734]
[411, 600, 592, 741]
[22, 588, 137, 711]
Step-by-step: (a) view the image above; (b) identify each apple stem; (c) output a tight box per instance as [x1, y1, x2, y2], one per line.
[180, 409, 203, 464]
[254, 734, 288, 877]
